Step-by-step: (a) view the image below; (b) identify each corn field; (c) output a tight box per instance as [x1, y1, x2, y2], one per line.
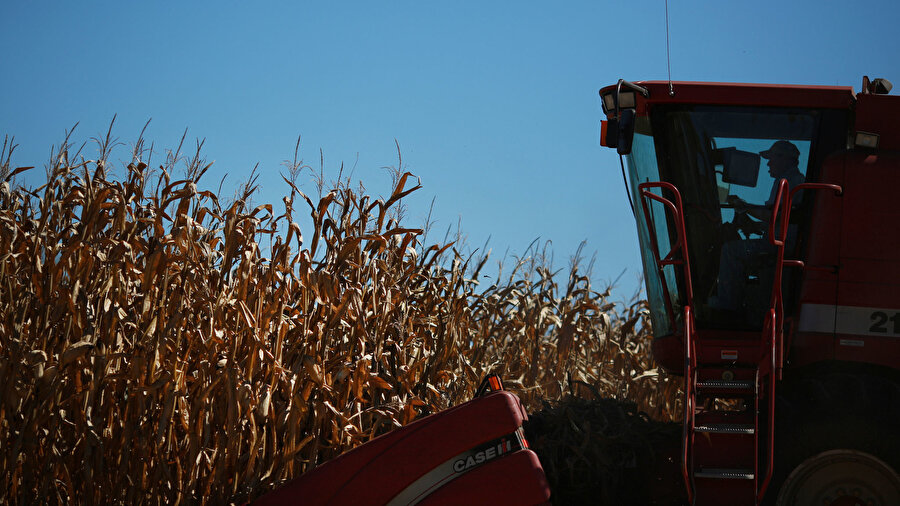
[0, 135, 680, 504]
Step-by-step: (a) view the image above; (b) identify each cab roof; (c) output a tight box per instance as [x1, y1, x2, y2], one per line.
[599, 81, 856, 115]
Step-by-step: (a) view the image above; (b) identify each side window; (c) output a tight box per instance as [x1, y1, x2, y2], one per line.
[628, 131, 680, 337]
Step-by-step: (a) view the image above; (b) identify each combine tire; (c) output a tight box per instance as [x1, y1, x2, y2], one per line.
[776, 449, 900, 505]
[769, 370, 900, 505]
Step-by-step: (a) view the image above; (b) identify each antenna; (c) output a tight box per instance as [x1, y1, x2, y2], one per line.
[665, 0, 674, 96]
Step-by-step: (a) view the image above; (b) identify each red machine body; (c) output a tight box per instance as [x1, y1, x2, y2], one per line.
[622, 82, 900, 374]
[259, 79, 900, 506]
[599, 78, 900, 505]
[255, 387, 550, 506]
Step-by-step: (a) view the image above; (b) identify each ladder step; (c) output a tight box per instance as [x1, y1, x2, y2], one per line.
[695, 423, 755, 434]
[696, 380, 754, 390]
[695, 468, 755, 480]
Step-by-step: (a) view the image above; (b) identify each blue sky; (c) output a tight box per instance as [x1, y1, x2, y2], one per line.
[2, 1, 898, 298]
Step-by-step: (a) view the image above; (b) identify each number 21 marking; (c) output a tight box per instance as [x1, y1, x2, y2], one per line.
[869, 311, 900, 334]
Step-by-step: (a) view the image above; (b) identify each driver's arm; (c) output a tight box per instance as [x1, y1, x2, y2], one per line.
[728, 195, 772, 222]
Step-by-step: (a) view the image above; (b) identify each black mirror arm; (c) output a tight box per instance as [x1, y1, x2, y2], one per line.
[617, 79, 650, 102]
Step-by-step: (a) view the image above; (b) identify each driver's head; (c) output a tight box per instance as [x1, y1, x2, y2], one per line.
[760, 140, 800, 177]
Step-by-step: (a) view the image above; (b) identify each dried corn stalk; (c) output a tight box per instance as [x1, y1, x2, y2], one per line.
[0, 137, 679, 504]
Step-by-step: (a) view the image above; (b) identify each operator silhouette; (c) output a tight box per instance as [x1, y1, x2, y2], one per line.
[727, 140, 805, 226]
[712, 140, 805, 315]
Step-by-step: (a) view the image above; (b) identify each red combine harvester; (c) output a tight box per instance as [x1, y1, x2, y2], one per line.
[598, 77, 900, 505]
[257, 77, 899, 506]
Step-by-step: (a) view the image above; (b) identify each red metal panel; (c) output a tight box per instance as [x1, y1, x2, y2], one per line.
[652, 334, 684, 374]
[817, 150, 900, 369]
[254, 391, 542, 506]
[796, 154, 844, 308]
[834, 335, 899, 366]
[786, 332, 834, 367]
[838, 151, 900, 309]
[693, 338, 768, 368]
[838, 259, 900, 307]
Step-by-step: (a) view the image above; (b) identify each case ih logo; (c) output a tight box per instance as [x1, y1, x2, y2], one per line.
[386, 427, 530, 506]
[452, 430, 526, 473]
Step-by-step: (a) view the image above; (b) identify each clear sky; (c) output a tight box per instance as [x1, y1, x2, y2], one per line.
[2, 1, 898, 299]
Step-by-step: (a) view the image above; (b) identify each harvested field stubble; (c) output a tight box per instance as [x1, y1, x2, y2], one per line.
[0, 135, 680, 504]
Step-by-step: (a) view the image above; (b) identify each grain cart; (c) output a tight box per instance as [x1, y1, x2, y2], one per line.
[598, 77, 900, 505]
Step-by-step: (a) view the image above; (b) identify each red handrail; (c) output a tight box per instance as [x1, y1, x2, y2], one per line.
[637, 182, 695, 309]
[768, 179, 790, 381]
[680, 305, 696, 505]
[636, 182, 696, 504]
[790, 182, 842, 201]
[767, 180, 843, 377]
[768, 179, 790, 248]
[758, 308, 777, 498]
[784, 183, 843, 276]
[758, 180, 842, 500]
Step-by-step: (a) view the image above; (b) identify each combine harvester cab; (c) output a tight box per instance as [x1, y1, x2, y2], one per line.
[255, 376, 550, 505]
[599, 77, 900, 505]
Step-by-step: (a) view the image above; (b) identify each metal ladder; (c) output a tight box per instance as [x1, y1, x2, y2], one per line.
[638, 179, 842, 505]
[685, 332, 774, 506]
[638, 182, 778, 505]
